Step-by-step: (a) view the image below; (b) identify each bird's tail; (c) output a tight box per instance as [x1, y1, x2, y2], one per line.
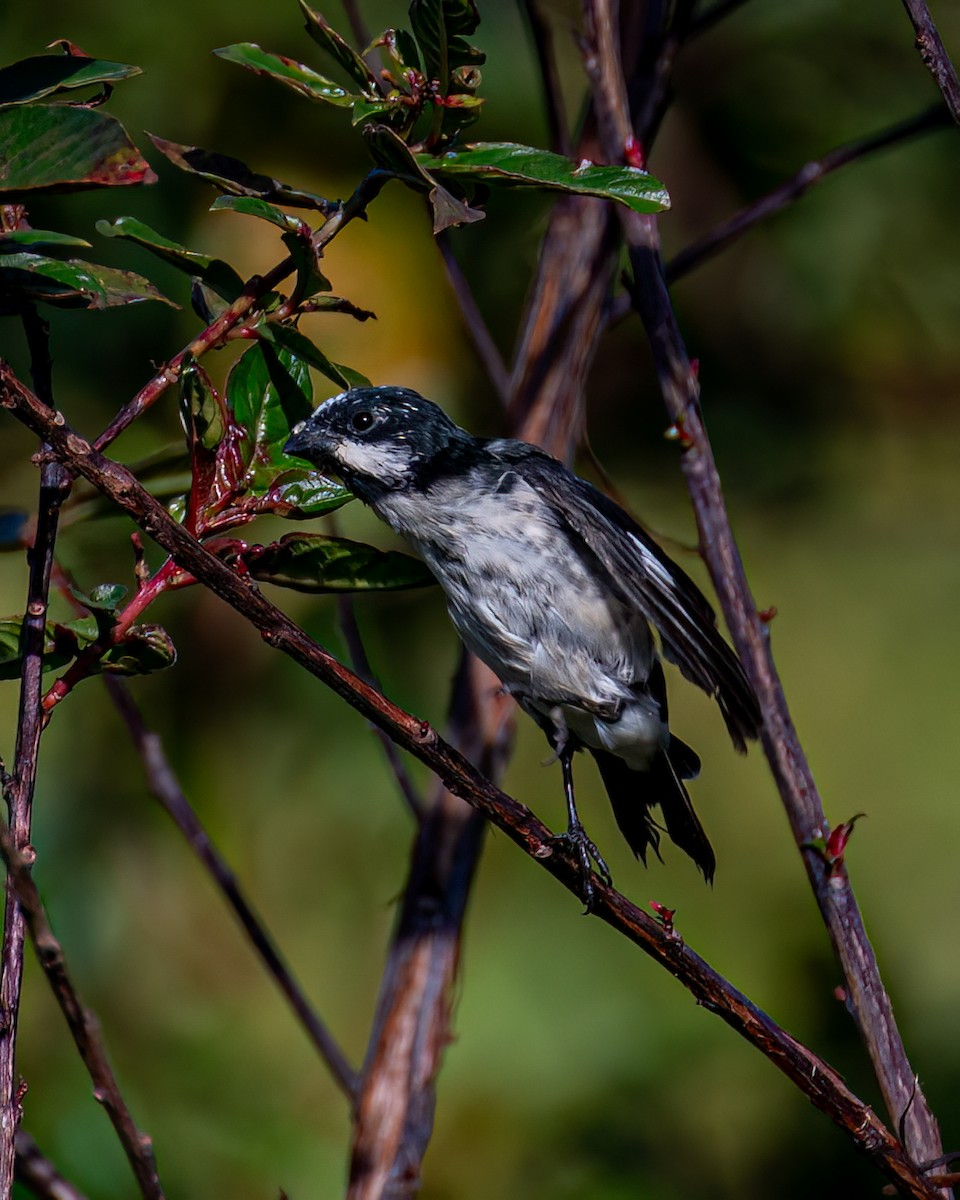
[591, 740, 716, 884]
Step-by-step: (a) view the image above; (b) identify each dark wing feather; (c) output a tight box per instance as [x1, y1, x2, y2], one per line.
[489, 440, 762, 750]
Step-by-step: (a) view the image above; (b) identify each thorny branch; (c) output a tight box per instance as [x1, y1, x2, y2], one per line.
[0, 368, 943, 1200]
[104, 676, 358, 1100]
[582, 0, 945, 1177]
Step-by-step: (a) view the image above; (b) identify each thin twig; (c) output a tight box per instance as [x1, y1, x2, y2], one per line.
[103, 676, 358, 1100]
[0, 305, 71, 1195]
[92, 170, 389, 453]
[688, 0, 751, 40]
[665, 104, 951, 283]
[519, 0, 573, 156]
[337, 598, 425, 821]
[0, 817, 164, 1199]
[583, 0, 945, 1174]
[435, 231, 510, 406]
[899, 0, 960, 125]
[0, 371, 944, 1200]
[15, 1131, 89, 1200]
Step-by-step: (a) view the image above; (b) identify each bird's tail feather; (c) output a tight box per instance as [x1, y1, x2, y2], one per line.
[591, 745, 716, 884]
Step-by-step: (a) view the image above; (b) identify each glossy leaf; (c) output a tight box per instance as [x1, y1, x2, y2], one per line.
[409, 0, 485, 85]
[0, 53, 141, 107]
[214, 43, 355, 107]
[96, 215, 245, 302]
[226, 342, 352, 518]
[210, 195, 309, 233]
[0, 252, 174, 309]
[179, 362, 225, 452]
[0, 105, 156, 194]
[101, 624, 177, 675]
[256, 322, 369, 390]
[364, 123, 483, 231]
[148, 134, 335, 214]
[0, 614, 176, 680]
[70, 582, 127, 614]
[246, 533, 435, 592]
[0, 229, 91, 251]
[299, 2, 379, 92]
[417, 143, 671, 214]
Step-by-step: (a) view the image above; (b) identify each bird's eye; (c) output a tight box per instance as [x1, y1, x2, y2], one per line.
[351, 410, 375, 433]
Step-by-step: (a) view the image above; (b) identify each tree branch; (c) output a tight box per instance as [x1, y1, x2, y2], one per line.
[582, 0, 945, 1175]
[0, 815, 164, 1199]
[435, 231, 510, 406]
[664, 104, 951, 283]
[899, 0, 960, 125]
[0, 365, 943, 1200]
[15, 1131, 89, 1200]
[103, 676, 358, 1100]
[519, 0, 573, 157]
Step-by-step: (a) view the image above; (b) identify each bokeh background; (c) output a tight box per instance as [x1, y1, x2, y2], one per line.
[2, 1, 959, 1197]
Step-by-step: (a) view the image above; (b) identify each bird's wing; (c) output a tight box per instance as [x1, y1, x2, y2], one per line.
[489, 440, 762, 750]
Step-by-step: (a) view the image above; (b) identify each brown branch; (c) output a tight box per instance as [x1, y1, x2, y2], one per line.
[15, 1131, 89, 1200]
[519, 0, 573, 157]
[0, 305, 71, 1195]
[348, 655, 511, 1200]
[688, 0, 751, 39]
[900, 0, 960, 125]
[337, 598, 425, 821]
[664, 104, 951, 283]
[0, 817, 164, 1199]
[0, 366, 944, 1200]
[103, 676, 359, 1100]
[583, 0, 945, 1175]
[435, 231, 510, 406]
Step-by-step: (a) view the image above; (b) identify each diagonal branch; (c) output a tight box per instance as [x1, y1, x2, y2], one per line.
[103, 676, 358, 1100]
[0, 366, 944, 1200]
[665, 104, 951, 283]
[15, 1131, 89, 1200]
[899, 0, 960, 125]
[582, 0, 945, 1175]
[0, 817, 164, 1199]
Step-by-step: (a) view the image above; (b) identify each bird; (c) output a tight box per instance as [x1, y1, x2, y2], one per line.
[284, 386, 762, 897]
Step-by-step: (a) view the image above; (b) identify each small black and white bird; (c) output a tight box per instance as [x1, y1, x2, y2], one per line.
[285, 386, 761, 892]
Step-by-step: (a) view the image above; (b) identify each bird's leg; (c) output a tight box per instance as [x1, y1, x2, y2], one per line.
[557, 742, 613, 905]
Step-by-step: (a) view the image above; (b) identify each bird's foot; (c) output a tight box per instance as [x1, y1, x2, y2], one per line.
[551, 821, 613, 909]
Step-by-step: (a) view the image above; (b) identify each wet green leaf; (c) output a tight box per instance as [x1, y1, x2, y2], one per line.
[0, 229, 91, 251]
[417, 143, 671, 214]
[0, 53, 141, 107]
[299, 2, 379, 92]
[96, 215, 245, 302]
[246, 533, 435, 592]
[69, 582, 127, 614]
[148, 134, 335, 214]
[0, 251, 174, 309]
[0, 105, 156, 195]
[214, 43, 355, 107]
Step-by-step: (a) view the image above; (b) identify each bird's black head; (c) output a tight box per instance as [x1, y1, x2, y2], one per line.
[283, 386, 470, 500]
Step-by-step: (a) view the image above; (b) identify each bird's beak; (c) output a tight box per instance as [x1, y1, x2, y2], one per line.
[284, 422, 335, 465]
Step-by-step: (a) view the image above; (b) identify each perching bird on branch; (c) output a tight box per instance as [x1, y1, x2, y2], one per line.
[285, 387, 761, 898]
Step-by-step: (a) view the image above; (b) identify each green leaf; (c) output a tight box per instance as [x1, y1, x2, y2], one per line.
[417, 143, 671, 214]
[210, 195, 309, 233]
[256, 322, 368, 391]
[179, 362, 225, 451]
[246, 533, 436, 592]
[69, 582, 128, 614]
[0, 616, 78, 680]
[350, 95, 401, 128]
[0, 105, 157, 195]
[0, 53, 141, 107]
[364, 123, 484, 232]
[101, 624, 177, 675]
[226, 342, 353, 518]
[409, 0, 485, 87]
[96, 215, 245, 302]
[299, 2, 379, 92]
[214, 43, 355, 107]
[0, 229, 91, 251]
[147, 134, 335, 214]
[0, 251, 174, 309]
[0, 614, 176, 681]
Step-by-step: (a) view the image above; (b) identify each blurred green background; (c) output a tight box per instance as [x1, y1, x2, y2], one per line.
[2, 2, 960, 1197]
